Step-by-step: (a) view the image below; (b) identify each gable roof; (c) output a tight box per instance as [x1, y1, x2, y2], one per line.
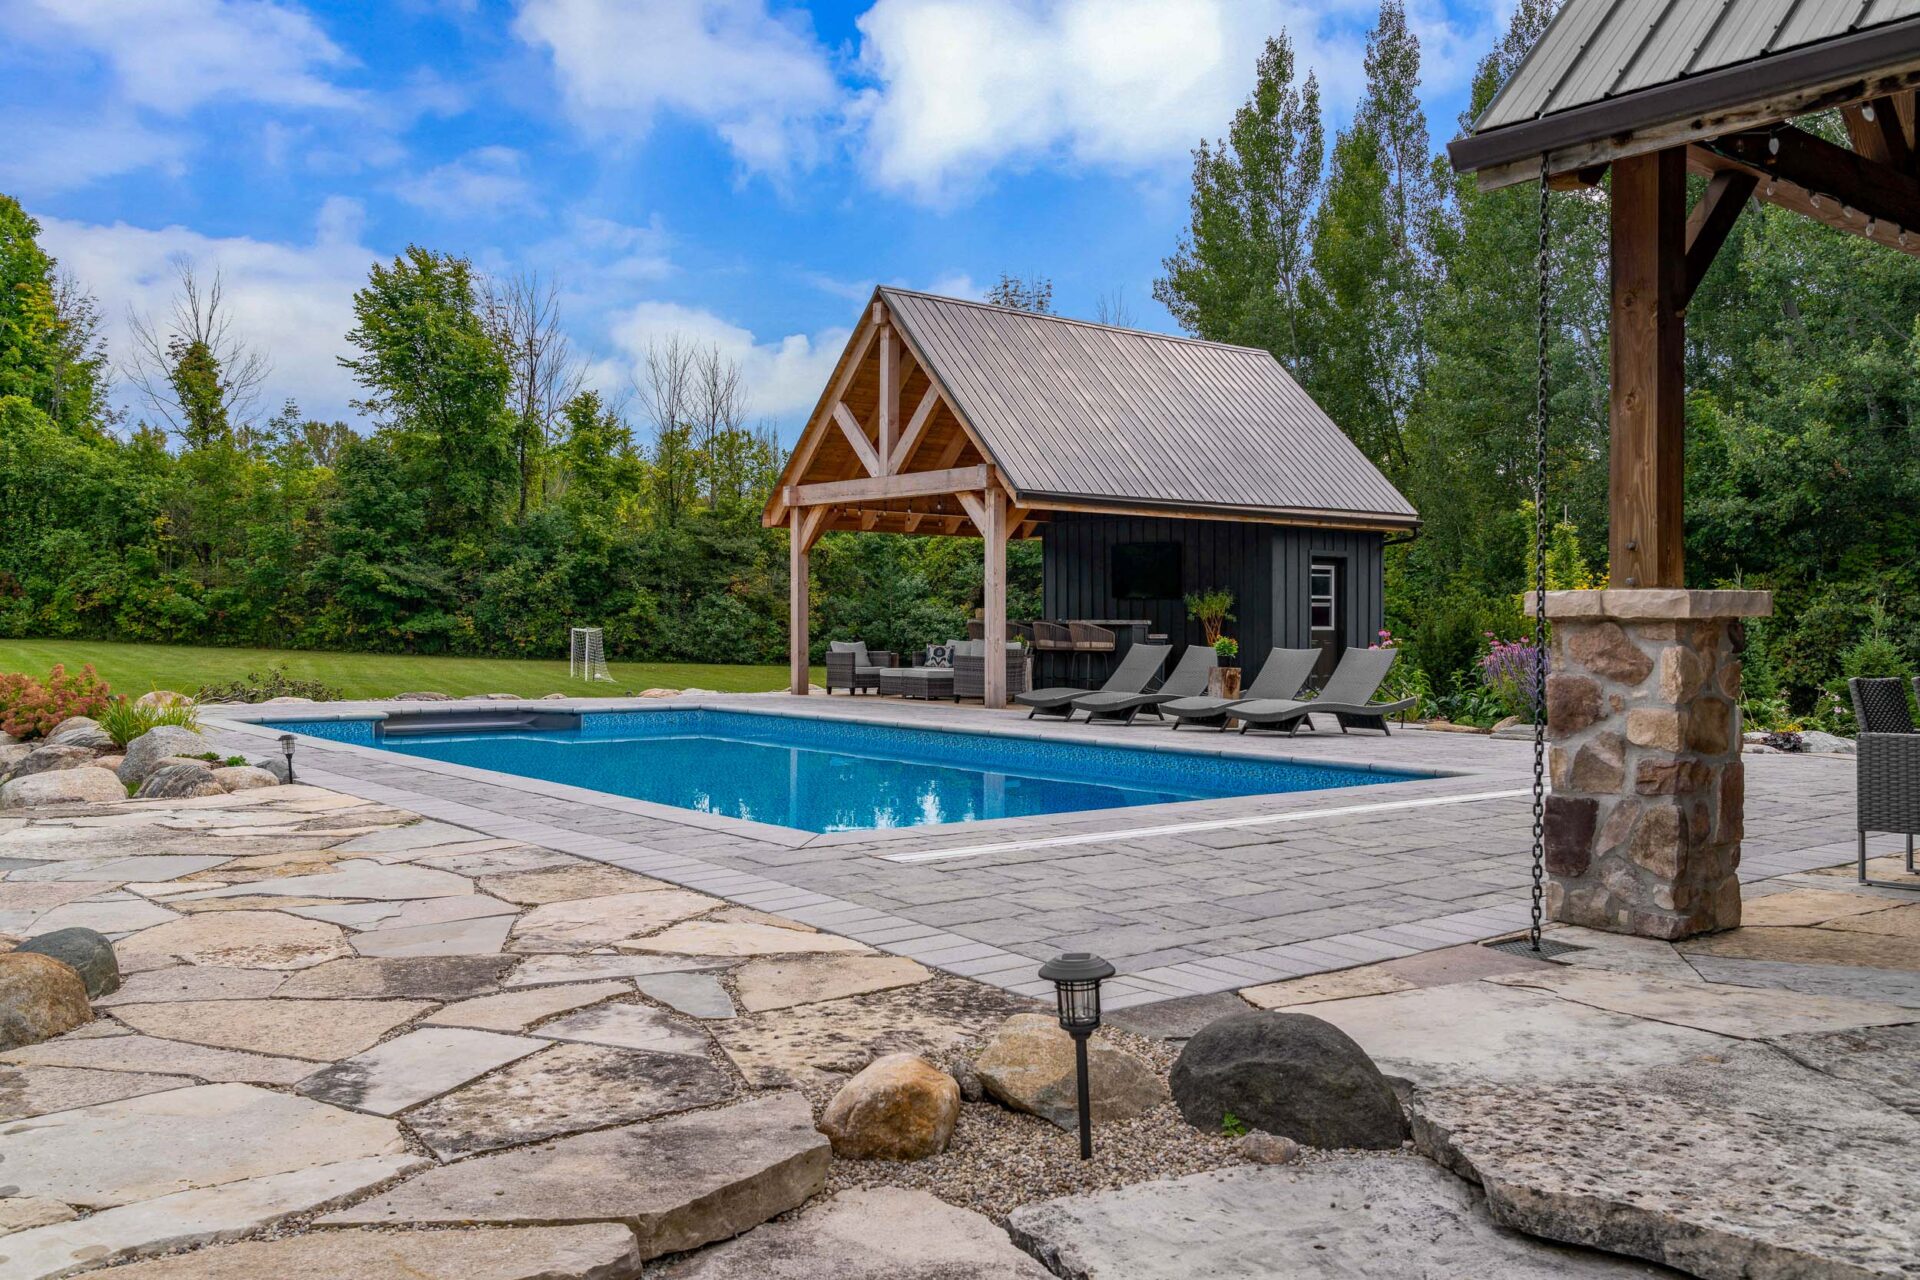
[1452, 0, 1920, 184]
[865, 289, 1415, 528]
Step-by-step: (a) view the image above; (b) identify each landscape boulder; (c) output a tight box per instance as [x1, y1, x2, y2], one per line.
[45, 716, 112, 750]
[0, 951, 93, 1048]
[0, 767, 128, 810]
[974, 1013, 1166, 1131]
[135, 761, 226, 800]
[1236, 1131, 1303, 1165]
[211, 765, 280, 793]
[0, 743, 32, 774]
[0, 730, 18, 747]
[1169, 1011, 1407, 1149]
[117, 726, 209, 786]
[133, 690, 192, 709]
[394, 691, 453, 702]
[819, 1052, 960, 1161]
[15, 927, 120, 997]
[251, 757, 293, 783]
[1798, 730, 1856, 755]
[1, 744, 96, 783]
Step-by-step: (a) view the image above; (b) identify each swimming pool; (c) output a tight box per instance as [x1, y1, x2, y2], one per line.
[270, 709, 1422, 834]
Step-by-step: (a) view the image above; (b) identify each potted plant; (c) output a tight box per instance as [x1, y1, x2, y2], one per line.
[1210, 636, 1242, 699]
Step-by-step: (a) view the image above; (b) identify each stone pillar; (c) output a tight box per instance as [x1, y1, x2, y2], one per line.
[1539, 589, 1772, 940]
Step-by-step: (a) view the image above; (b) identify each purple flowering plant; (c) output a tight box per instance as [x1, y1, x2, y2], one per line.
[1478, 632, 1546, 721]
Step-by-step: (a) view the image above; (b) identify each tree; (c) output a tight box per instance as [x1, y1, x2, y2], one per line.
[483, 272, 584, 520]
[984, 273, 1054, 313]
[1094, 288, 1134, 327]
[0, 197, 105, 435]
[124, 263, 269, 447]
[1303, 121, 1400, 469]
[341, 246, 514, 541]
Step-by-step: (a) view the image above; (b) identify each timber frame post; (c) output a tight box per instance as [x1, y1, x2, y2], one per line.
[789, 506, 810, 695]
[983, 486, 1008, 709]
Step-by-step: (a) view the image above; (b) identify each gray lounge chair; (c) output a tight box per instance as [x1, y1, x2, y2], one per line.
[1234, 648, 1414, 735]
[1015, 644, 1168, 719]
[825, 641, 897, 695]
[1164, 648, 1320, 730]
[1072, 645, 1216, 725]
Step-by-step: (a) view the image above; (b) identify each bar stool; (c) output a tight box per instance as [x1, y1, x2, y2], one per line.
[1068, 621, 1116, 684]
[1030, 621, 1075, 685]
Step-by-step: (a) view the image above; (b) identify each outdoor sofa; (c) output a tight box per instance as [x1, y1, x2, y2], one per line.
[952, 640, 1031, 701]
[1071, 644, 1216, 725]
[1233, 647, 1413, 735]
[1163, 647, 1320, 730]
[1014, 644, 1168, 719]
[825, 641, 897, 695]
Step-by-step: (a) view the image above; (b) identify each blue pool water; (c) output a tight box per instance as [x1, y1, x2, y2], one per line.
[271, 709, 1419, 833]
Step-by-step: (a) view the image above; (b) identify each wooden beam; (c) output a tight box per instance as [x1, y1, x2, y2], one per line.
[799, 504, 831, 551]
[789, 507, 810, 695]
[1609, 147, 1688, 590]
[953, 490, 989, 532]
[765, 322, 877, 527]
[1682, 169, 1756, 306]
[831, 403, 882, 478]
[1548, 163, 1608, 191]
[981, 487, 1008, 709]
[887, 384, 942, 474]
[1844, 97, 1913, 171]
[877, 326, 899, 469]
[859, 509, 880, 531]
[1711, 125, 1920, 240]
[787, 464, 991, 510]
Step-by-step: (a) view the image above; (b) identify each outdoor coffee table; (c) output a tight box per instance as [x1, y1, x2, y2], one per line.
[878, 667, 955, 700]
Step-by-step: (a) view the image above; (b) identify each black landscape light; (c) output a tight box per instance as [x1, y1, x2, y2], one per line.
[1039, 951, 1114, 1160]
[279, 733, 297, 784]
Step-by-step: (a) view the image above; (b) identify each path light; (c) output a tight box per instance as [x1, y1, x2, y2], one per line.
[279, 734, 297, 784]
[1039, 951, 1114, 1161]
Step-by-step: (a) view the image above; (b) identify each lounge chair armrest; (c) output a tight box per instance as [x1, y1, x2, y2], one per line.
[869, 651, 898, 667]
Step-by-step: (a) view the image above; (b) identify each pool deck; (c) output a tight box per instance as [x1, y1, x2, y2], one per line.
[207, 692, 1863, 1009]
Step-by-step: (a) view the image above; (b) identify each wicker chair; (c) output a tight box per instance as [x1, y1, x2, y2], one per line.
[953, 641, 1031, 701]
[1068, 621, 1116, 683]
[825, 640, 897, 695]
[1029, 621, 1075, 686]
[1849, 676, 1919, 888]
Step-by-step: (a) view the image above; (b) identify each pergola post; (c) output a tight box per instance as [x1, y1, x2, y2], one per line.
[982, 486, 1008, 709]
[789, 506, 810, 696]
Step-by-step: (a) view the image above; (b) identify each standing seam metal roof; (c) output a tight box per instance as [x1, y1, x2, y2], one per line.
[876, 288, 1417, 525]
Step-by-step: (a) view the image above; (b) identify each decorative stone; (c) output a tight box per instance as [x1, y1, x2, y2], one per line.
[1634, 758, 1710, 795]
[407, 1042, 737, 1158]
[975, 1013, 1166, 1132]
[1169, 1010, 1406, 1148]
[1, 766, 128, 809]
[133, 691, 191, 710]
[1625, 706, 1684, 751]
[113, 998, 433, 1061]
[46, 717, 113, 750]
[1565, 731, 1625, 792]
[533, 1002, 712, 1056]
[323, 1091, 831, 1262]
[820, 1053, 960, 1160]
[3, 744, 99, 782]
[15, 925, 120, 996]
[296, 1027, 543, 1115]
[1543, 797, 1597, 877]
[1563, 621, 1653, 685]
[1545, 674, 1601, 734]
[1798, 729, 1856, 755]
[652, 1187, 1053, 1279]
[625, 919, 870, 957]
[137, 761, 227, 799]
[0, 951, 92, 1048]
[90, 1224, 642, 1280]
[1235, 1131, 1302, 1164]
[0, 1063, 192, 1121]
[115, 910, 351, 971]
[733, 954, 930, 1013]
[117, 726, 209, 786]
[211, 766, 279, 793]
[508, 889, 722, 952]
[251, 757, 292, 783]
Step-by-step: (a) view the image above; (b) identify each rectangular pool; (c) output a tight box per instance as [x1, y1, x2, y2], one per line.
[270, 709, 1422, 834]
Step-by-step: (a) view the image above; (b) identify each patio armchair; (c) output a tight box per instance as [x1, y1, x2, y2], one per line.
[824, 640, 897, 695]
[1015, 644, 1168, 719]
[1163, 647, 1320, 730]
[952, 641, 1031, 701]
[1232, 648, 1414, 736]
[1071, 644, 1216, 725]
[1850, 676, 1919, 889]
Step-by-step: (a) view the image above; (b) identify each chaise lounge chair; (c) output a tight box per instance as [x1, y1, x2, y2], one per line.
[1071, 644, 1216, 725]
[1233, 648, 1414, 736]
[1164, 647, 1320, 730]
[1014, 644, 1168, 720]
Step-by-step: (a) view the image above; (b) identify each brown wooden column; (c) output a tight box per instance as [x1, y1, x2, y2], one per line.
[1609, 147, 1688, 588]
[982, 487, 1008, 709]
[789, 507, 810, 695]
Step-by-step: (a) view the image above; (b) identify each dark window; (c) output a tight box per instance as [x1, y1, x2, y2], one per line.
[1111, 542, 1182, 600]
[1310, 564, 1336, 631]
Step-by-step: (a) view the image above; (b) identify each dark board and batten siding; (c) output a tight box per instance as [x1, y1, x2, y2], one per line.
[1040, 513, 1383, 672]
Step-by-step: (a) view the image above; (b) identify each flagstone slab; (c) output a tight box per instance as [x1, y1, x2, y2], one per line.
[534, 1003, 711, 1056]
[1737, 888, 1905, 928]
[1680, 925, 1920, 972]
[0, 1153, 426, 1280]
[8, 856, 231, 884]
[1241, 967, 1414, 1010]
[705, 906, 817, 932]
[375, 837, 520, 864]
[94, 965, 288, 1006]
[1485, 966, 1920, 1039]
[1379, 941, 1557, 987]
[1685, 956, 1920, 1007]
[274, 955, 514, 1000]
[634, 972, 736, 1020]
[114, 911, 351, 972]
[1006, 1160, 1664, 1280]
[1772, 1021, 1920, 1117]
[1, 1033, 314, 1085]
[352, 913, 516, 959]
[174, 861, 475, 902]
[505, 954, 727, 988]
[26, 898, 178, 937]
[0, 1082, 412, 1208]
[289, 895, 519, 931]
[1822, 903, 1920, 939]
[0, 1197, 76, 1237]
[171, 894, 344, 914]
[418, 847, 578, 877]
[0, 1064, 194, 1120]
[324, 1091, 829, 1261]
[623, 920, 868, 958]
[113, 999, 433, 1061]
[95, 1224, 643, 1280]
[0, 883, 116, 913]
[335, 821, 480, 853]
[732, 954, 931, 1013]
[508, 891, 721, 953]
[659, 1187, 1052, 1279]
[481, 863, 671, 904]
[405, 1042, 737, 1158]
[296, 1027, 542, 1115]
[425, 981, 632, 1031]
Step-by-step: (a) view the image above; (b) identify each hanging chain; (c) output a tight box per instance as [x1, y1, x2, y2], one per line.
[1529, 154, 1552, 952]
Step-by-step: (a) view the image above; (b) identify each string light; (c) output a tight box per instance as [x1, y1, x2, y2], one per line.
[1866, 217, 1877, 236]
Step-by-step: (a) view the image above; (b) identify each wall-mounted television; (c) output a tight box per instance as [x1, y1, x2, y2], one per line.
[1111, 542, 1182, 601]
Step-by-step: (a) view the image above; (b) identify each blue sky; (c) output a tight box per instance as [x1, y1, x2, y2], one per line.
[2, 0, 1511, 440]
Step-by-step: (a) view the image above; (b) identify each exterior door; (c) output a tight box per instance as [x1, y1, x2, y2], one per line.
[1309, 559, 1343, 685]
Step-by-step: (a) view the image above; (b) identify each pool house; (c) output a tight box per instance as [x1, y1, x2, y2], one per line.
[764, 289, 1420, 707]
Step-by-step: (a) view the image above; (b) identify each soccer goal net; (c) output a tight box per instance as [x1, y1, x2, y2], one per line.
[569, 627, 613, 682]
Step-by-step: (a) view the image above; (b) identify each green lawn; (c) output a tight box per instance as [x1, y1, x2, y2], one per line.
[0, 640, 816, 702]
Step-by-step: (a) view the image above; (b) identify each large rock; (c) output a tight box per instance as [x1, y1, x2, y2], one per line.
[974, 1013, 1166, 1131]
[46, 716, 112, 749]
[137, 760, 227, 799]
[97, 1224, 641, 1280]
[655, 1187, 1053, 1279]
[14, 925, 120, 997]
[0, 952, 93, 1049]
[819, 1053, 960, 1161]
[133, 690, 191, 710]
[2, 744, 99, 783]
[212, 765, 280, 793]
[1169, 1010, 1407, 1149]
[117, 725, 209, 786]
[324, 1091, 830, 1261]
[0, 766, 128, 809]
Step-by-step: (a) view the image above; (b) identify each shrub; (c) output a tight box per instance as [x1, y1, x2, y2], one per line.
[193, 667, 341, 704]
[1478, 634, 1545, 722]
[1213, 636, 1239, 662]
[1371, 630, 1430, 718]
[1184, 588, 1235, 646]
[98, 696, 202, 748]
[0, 664, 112, 739]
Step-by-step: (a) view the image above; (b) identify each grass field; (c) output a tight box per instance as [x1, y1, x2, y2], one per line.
[0, 640, 815, 702]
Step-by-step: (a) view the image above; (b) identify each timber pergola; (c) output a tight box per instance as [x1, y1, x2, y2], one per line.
[765, 288, 1416, 709]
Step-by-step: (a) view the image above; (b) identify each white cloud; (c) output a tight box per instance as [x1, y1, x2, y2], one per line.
[396, 146, 541, 217]
[39, 198, 377, 427]
[0, 111, 188, 194]
[601, 300, 849, 430]
[512, 0, 840, 173]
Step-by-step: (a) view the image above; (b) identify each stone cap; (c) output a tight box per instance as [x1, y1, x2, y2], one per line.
[1526, 589, 1773, 621]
